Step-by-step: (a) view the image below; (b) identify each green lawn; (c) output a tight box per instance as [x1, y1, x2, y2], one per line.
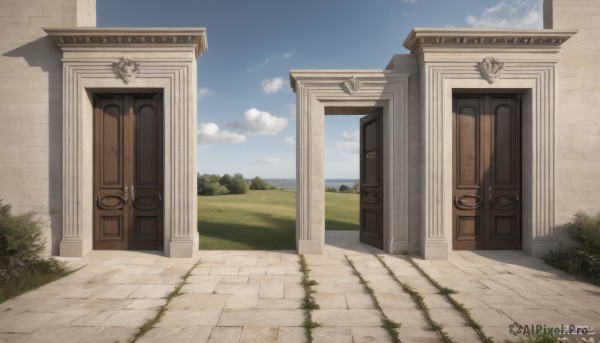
[198, 189, 359, 250]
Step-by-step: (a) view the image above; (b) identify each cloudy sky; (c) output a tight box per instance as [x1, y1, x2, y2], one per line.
[98, 0, 543, 179]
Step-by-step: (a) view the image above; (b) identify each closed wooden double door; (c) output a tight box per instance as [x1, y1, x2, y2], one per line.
[93, 94, 164, 250]
[453, 94, 521, 250]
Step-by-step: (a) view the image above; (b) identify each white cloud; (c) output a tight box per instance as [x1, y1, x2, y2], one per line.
[334, 130, 360, 149]
[261, 77, 286, 94]
[466, 0, 542, 28]
[197, 122, 246, 145]
[342, 130, 360, 142]
[247, 52, 294, 72]
[284, 135, 296, 144]
[198, 87, 214, 100]
[228, 108, 289, 135]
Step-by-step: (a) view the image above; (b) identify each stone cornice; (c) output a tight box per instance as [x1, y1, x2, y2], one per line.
[44, 27, 207, 58]
[403, 28, 577, 54]
[289, 70, 408, 92]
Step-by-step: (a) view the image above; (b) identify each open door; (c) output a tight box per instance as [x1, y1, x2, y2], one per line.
[359, 109, 384, 249]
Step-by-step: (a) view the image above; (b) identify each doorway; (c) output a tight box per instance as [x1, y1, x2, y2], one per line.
[93, 94, 164, 250]
[452, 94, 522, 250]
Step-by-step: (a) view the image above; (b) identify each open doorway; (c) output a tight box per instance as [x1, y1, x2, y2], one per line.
[324, 108, 384, 250]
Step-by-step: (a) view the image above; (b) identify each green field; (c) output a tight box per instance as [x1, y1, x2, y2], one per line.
[198, 189, 359, 250]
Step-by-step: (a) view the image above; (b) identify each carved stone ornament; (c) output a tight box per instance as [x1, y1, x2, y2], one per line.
[478, 57, 505, 84]
[114, 57, 141, 84]
[341, 75, 362, 94]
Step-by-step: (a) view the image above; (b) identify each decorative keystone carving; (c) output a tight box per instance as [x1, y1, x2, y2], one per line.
[341, 75, 362, 94]
[478, 57, 505, 84]
[114, 57, 141, 84]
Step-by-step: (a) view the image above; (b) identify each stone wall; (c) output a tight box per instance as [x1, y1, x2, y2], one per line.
[548, 0, 600, 246]
[0, 0, 96, 255]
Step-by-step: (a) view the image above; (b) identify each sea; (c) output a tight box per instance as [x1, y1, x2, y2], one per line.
[264, 179, 358, 190]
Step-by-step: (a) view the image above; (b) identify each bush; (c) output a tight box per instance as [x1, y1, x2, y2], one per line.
[250, 177, 273, 190]
[0, 201, 45, 271]
[228, 178, 249, 194]
[325, 187, 338, 193]
[545, 211, 600, 285]
[206, 182, 229, 196]
[339, 184, 351, 192]
[568, 212, 600, 276]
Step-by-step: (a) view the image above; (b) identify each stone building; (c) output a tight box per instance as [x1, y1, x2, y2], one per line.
[0, 0, 597, 260]
[0, 0, 206, 258]
[290, 0, 599, 259]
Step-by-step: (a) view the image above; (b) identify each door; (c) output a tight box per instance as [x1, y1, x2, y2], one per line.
[93, 94, 164, 250]
[360, 109, 384, 249]
[453, 94, 521, 250]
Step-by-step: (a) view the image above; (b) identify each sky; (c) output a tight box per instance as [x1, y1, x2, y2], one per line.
[97, 0, 543, 179]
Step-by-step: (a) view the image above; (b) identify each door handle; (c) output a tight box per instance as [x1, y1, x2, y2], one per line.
[123, 186, 129, 202]
[488, 185, 492, 201]
[131, 185, 135, 201]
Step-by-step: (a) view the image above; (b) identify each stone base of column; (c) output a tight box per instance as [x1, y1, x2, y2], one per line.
[59, 237, 92, 257]
[420, 240, 449, 260]
[526, 238, 559, 258]
[388, 239, 409, 254]
[297, 239, 323, 254]
[169, 240, 198, 258]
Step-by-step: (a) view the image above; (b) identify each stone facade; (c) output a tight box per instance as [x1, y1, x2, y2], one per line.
[0, 0, 96, 255]
[291, 0, 599, 259]
[0, 1, 205, 258]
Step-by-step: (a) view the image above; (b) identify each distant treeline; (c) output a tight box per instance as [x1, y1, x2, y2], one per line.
[197, 173, 275, 196]
[326, 181, 360, 193]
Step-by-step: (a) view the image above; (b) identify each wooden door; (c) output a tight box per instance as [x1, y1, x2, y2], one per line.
[359, 109, 384, 249]
[453, 94, 521, 250]
[94, 94, 163, 250]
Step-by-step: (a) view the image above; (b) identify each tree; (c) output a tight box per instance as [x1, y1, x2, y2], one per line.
[229, 178, 249, 194]
[352, 181, 360, 192]
[250, 177, 272, 190]
[219, 174, 233, 189]
[339, 184, 351, 192]
[197, 174, 222, 195]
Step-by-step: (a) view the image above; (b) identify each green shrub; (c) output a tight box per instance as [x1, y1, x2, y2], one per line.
[250, 177, 273, 190]
[325, 187, 338, 193]
[206, 182, 229, 196]
[568, 212, 600, 276]
[339, 185, 351, 192]
[0, 201, 45, 271]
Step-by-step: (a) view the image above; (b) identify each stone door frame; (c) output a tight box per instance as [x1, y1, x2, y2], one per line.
[290, 71, 410, 254]
[404, 28, 577, 259]
[45, 28, 207, 258]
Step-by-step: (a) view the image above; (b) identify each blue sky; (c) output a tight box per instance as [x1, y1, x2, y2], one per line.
[98, 0, 543, 179]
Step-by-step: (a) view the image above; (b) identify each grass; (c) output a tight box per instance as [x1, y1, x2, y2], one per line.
[0, 259, 74, 304]
[130, 258, 202, 342]
[299, 255, 320, 342]
[198, 189, 359, 250]
[345, 255, 402, 343]
[374, 254, 455, 343]
[404, 255, 493, 343]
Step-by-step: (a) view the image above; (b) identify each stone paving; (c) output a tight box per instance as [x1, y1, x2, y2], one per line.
[0, 231, 599, 343]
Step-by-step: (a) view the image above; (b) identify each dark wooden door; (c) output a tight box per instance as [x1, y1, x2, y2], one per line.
[94, 94, 163, 250]
[360, 109, 384, 249]
[453, 94, 521, 250]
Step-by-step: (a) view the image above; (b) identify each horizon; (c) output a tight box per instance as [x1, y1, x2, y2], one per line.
[98, 0, 543, 178]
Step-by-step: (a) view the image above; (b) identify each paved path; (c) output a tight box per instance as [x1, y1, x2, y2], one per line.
[1, 232, 599, 343]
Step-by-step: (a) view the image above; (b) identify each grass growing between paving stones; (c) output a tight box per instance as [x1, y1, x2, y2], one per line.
[405, 255, 494, 343]
[299, 255, 320, 343]
[375, 254, 455, 343]
[516, 333, 560, 343]
[345, 255, 401, 343]
[130, 259, 202, 343]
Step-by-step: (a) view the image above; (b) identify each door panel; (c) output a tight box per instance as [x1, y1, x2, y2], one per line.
[453, 95, 521, 250]
[360, 109, 383, 249]
[94, 94, 163, 251]
[130, 96, 163, 250]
